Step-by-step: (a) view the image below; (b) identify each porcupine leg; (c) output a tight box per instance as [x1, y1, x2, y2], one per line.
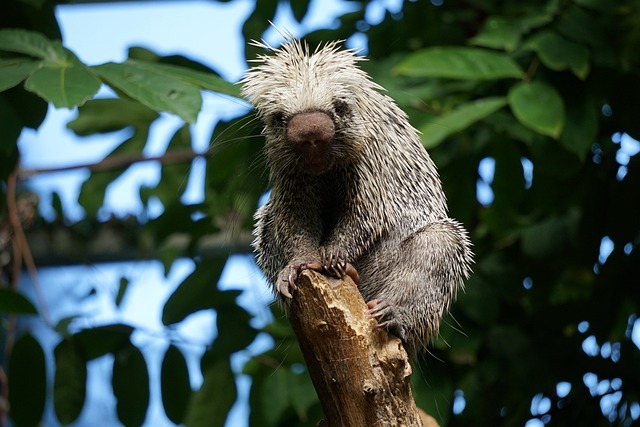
[364, 219, 472, 352]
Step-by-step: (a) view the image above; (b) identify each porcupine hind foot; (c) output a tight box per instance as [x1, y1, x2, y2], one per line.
[363, 219, 472, 352]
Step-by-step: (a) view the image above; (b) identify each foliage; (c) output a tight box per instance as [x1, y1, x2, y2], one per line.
[1, 0, 640, 426]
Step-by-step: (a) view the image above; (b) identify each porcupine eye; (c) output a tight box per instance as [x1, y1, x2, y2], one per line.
[333, 99, 349, 118]
[269, 111, 288, 131]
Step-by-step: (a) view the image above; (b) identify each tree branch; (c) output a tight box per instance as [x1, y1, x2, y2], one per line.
[18, 149, 209, 179]
[290, 270, 429, 426]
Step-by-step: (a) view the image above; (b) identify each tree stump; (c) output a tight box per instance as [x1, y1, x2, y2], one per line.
[289, 269, 427, 427]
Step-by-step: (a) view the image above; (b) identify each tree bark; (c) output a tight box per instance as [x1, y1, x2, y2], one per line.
[289, 269, 427, 427]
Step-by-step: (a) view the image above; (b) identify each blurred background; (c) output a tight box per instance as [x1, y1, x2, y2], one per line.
[1, 0, 640, 426]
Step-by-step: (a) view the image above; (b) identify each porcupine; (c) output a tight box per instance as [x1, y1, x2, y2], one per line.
[240, 38, 473, 354]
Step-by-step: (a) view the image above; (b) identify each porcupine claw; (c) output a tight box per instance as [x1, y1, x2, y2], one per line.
[276, 261, 323, 298]
[367, 299, 409, 343]
[319, 247, 360, 285]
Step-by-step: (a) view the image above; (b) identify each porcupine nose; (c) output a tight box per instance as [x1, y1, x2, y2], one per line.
[287, 111, 335, 149]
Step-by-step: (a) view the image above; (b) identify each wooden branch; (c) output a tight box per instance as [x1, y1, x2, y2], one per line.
[18, 149, 209, 179]
[289, 270, 427, 427]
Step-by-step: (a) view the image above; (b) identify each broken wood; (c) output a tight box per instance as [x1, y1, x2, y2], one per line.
[289, 269, 428, 427]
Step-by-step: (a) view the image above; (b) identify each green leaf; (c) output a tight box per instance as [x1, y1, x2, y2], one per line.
[215, 303, 258, 355]
[92, 61, 202, 123]
[161, 257, 227, 325]
[24, 59, 101, 108]
[112, 344, 150, 427]
[520, 210, 580, 258]
[0, 59, 40, 91]
[67, 98, 159, 136]
[0, 28, 65, 60]
[288, 370, 317, 420]
[526, 30, 590, 79]
[0, 94, 21, 179]
[261, 368, 293, 425]
[152, 124, 193, 206]
[8, 334, 46, 427]
[124, 59, 240, 98]
[419, 97, 507, 148]
[290, 0, 310, 22]
[508, 81, 565, 138]
[77, 127, 150, 217]
[0, 30, 101, 107]
[560, 97, 598, 157]
[0, 289, 38, 315]
[470, 17, 523, 51]
[73, 324, 134, 360]
[184, 357, 236, 427]
[54, 339, 87, 425]
[115, 277, 129, 307]
[394, 47, 523, 80]
[161, 345, 192, 424]
[471, 13, 554, 52]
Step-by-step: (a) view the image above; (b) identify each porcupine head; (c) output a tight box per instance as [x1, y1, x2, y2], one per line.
[241, 36, 473, 354]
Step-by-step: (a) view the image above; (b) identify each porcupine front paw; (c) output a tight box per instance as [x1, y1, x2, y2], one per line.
[366, 299, 410, 344]
[276, 261, 322, 298]
[319, 247, 360, 285]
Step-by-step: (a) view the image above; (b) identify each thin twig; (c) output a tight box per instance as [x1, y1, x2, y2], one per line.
[0, 366, 8, 427]
[524, 57, 540, 83]
[6, 169, 51, 325]
[18, 149, 210, 179]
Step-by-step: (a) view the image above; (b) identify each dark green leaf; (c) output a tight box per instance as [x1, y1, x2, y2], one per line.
[395, 47, 523, 80]
[161, 345, 192, 424]
[112, 344, 150, 427]
[419, 97, 507, 148]
[115, 277, 129, 307]
[508, 81, 565, 138]
[526, 30, 590, 79]
[152, 124, 193, 206]
[519, 210, 580, 258]
[0, 93, 21, 179]
[184, 357, 236, 427]
[8, 334, 46, 427]
[242, 0, 278, 61]
[124, 59, 240, 98]
[1, 83, 48, 130]
[77, 127, 150, 217]
[261, 368, 293, 425]
[54, 339, 87, 425]
[288, 370, 317, 419]
[290, 0, 310, 22]
[161, 257, 227, 325]
[73, 324, 134, 360]
[92, 61, 202, 123]
[67, 98, 159, 136]
[560, 97, 598, 157]
[0, 59, 40, 91]
[470, 17, 523, 51]
[0, 289, 38, 315]
[457, 272, 500, 326]
[215, 303, 258, 355]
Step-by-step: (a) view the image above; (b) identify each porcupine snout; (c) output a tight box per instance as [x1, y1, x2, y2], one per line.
[287, 111, 335, 173]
